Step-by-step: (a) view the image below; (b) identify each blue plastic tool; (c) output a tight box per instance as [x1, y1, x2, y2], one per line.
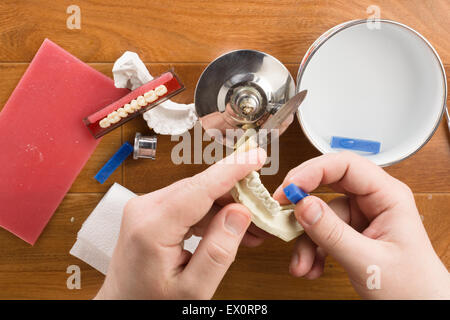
[330, 136, 381, 154]
[283, 183, 309, 204]
[95, 142, 133, 184]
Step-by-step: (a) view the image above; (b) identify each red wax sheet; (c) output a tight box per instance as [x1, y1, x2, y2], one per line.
[0, 39, 128, 244]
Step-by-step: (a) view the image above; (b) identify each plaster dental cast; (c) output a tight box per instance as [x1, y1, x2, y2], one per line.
[95, 150, 450, 300]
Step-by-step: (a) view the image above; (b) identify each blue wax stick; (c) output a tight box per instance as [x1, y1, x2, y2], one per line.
[283, 183, 309, 204]
[330, 136, 381, 154]
[95, 142, 133, 184]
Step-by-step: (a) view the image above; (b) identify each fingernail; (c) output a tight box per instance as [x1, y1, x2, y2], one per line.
[251, 149, 264, 166]
[225, 211, 249, 235]
[254, 148, 267, 166]
[301, 199, 322, 225]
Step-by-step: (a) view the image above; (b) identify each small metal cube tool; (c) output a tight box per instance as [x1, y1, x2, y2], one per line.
[133, 132, 157, 160]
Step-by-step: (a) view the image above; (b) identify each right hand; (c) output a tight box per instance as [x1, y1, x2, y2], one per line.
[273, 151, 450, 299]
[95, 148, 267, 300]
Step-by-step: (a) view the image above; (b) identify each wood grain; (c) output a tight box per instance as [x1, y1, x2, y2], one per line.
[0, 0, 448, 300]
[0, 1, 448, 64]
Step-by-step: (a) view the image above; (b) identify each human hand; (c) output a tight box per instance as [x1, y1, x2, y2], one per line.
[95, 148, 267, 299]
[273, 151, 450, 299]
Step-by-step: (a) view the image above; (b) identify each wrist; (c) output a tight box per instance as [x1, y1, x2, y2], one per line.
[93, 277, 121, 300]
[93, 285, 108, 300]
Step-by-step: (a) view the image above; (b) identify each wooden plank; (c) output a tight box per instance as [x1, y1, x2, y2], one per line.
[0, 1, 448, 64]
[0, 0, 448, 301]
[0, 193, 104, 299]
[0, 192, 447, 299]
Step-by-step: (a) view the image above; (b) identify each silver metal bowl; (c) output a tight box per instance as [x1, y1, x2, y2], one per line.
[195, 49, 295, 147]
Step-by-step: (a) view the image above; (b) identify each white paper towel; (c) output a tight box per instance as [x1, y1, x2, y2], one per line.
[70, 183, 201, 275]
[112, 51, 197, 135]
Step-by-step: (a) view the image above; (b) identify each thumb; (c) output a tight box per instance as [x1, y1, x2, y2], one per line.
[295, 196, 371, 267]
[180, 203, 251, 299]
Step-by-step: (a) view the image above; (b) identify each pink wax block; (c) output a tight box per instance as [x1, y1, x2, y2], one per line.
[0, 39, 128, 244]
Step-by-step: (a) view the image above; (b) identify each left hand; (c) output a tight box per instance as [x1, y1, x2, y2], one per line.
[95, 148, 266, 299]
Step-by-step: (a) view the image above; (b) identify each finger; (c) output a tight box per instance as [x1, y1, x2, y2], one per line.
[289, 195, 359, 273]
[274, 151, 404, 220]
[241, 232, 265, 247]
[327, 196, 350, 223]
[303, 248, 326, 280]
[289, 234, 317, 277]
[327, 195, 369, 234]
[276, 151, 390, 195]
[148, 148, 267, 228]
[190, 203, 223, 236]
[247, 223, 274, 239]
[216, 193, 235, 206]
[240, 223, 272, 247]
[273, 157, 318, 199]
[294, 195, 374, 268]
[173, 249, 193, 274]
[179, 203, 251, 299]
[192, 205, 265, 247]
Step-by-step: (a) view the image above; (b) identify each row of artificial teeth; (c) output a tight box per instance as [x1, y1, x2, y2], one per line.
[99, 84, 168, 128]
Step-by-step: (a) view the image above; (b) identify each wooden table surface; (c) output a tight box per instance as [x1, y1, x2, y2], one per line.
[0, 0, 449, 299]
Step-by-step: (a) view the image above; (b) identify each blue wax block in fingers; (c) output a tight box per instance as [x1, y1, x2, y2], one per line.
[95, 142, 134, 184]
[331, 136, 381, 154]
[283, 183, 309, 204]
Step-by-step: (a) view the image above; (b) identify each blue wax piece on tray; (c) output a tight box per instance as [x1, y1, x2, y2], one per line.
[330, 136, 381, 154]
[283, 183, 309, 204]
[95, 142, 133, 184]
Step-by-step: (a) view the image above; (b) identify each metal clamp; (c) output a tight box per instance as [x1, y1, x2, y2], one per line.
[133, 132, 157, 160]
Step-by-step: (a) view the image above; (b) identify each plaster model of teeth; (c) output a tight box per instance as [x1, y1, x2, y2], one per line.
[111, 53, 196, 136]
[230, 133, 304, 242]
[143, 100, 197, 135]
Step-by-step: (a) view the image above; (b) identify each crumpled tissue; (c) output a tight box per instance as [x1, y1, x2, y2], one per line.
[70, 183, 201, 275]
[112, 51, 197, 135]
